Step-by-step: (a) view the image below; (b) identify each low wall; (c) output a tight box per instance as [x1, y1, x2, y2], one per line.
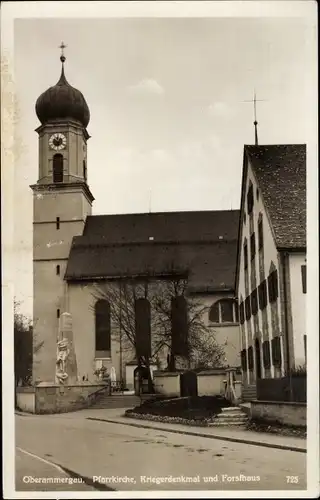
[153, 369, 241, 398]
[197, 370, 226, 396]
[153, 371, 181, 397]
[16, 387, 36, 413]
[16, 383, 108, 414]
[257, 377, 306, 403]
[251, 400, 306, 427]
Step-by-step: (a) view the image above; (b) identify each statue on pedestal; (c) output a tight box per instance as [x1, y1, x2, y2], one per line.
[55, 338, 69, 384]
[55, 312, 78, 385]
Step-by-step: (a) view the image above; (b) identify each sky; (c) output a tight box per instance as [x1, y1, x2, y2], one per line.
[3, 2, 317, 316]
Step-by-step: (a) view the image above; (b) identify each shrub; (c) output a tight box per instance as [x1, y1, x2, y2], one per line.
[288, 365, 307, 377]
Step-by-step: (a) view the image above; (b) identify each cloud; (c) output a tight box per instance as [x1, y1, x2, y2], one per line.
[208, 101, 234, 118]
[149, 149, 170, 163]
[127, 78, 164, 95]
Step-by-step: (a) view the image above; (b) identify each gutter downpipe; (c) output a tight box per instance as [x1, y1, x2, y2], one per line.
[282, 252, 293, 402]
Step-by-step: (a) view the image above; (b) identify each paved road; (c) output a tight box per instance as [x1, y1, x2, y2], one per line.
[15, 412, 306, 492]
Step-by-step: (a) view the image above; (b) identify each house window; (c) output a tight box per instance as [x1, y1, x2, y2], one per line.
[262, 340, 271, 369]
[250, 288, 258, 315]
[258, 280, 268, 310]
[271, 336, 282, 367]
[56, 217, 60, 230]
[234, 302, 239, 322]
[95, 299, 111, 355]
[53, 154, 63, 183]
[209, 299, 237, 324]
[301, 265, 307, 294]
[56, 265, 60, 275]
[244, 241, 248, 270]
[250, 232, 256, 261]
[245, 296, 251, 321]
[57, 308, 60, 319]
[171, 296, 188, 356]
[258, 216, 264, 250]
[248, 346, 254, 370]
[247, 183, 254, 214]
[239, 301, 245, 324]
[268, 270, 279, 303]
[241, 349, 247, 371]
[271, 336, 281, 367]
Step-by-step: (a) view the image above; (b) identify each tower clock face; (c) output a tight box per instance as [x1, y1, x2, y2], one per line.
[49, 133, 67, 151]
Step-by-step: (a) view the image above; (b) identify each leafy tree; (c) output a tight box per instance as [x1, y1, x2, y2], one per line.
[14, 300, 43, 389]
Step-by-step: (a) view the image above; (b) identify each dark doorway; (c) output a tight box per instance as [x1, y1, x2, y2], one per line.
[255, 338, 262, 379]
[180, 371, 198, 397]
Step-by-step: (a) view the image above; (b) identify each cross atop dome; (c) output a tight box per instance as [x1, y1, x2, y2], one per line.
[35, 43, 90, 128]
[59, 41, 67, 63]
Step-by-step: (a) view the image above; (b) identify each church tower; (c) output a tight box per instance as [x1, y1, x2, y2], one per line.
[31, 45, 94, 382]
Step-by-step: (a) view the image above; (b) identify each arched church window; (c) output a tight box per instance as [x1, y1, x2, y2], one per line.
[95, 299, 111, 356]
[209, 299, 237, 324]
[53, 154, 64, 183]
[134, 298, 151, 359]
[171, 296, 188, 356]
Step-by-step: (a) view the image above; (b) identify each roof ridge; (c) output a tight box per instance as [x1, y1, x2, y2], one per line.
[71, 238, 238, 249]
[87, 209, 240, 218]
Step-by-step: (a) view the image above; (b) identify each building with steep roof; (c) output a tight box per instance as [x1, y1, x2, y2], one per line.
[31, 52, 241, 387]
[236, 144, 307, 399]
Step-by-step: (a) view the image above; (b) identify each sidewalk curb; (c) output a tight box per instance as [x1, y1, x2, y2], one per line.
[87, 417, 306, 454]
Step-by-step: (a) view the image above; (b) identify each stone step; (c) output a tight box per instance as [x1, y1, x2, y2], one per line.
[90, 394, 141, 409]
[91, 403, 139, 409]
[217, 412, 246, 418]
[215, 414, 248, 419]
[221, 406, 244, 412]
[209, 421, 247, 426]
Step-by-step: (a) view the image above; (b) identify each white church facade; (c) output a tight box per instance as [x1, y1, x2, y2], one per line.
[31, 52, 242, 390]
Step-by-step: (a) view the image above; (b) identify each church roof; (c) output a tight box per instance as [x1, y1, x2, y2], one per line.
[65, 210, 240, 291]
[245, 144, 306, 249]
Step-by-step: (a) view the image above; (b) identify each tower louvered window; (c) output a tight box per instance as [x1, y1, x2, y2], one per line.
[53, 154, 63, 183]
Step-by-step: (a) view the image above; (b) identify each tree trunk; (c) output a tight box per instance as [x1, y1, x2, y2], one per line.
[168, 353, 176, 371]
[144, 356, 155, 393]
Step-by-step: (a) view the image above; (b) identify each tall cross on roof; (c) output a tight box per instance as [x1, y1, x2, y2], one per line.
[243, 90, 267, 146]
[59, 41, 67, 63]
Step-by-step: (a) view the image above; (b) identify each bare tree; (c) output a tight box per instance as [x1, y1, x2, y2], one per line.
[93, 277, 225, 392]
[151, 278, 225, 371]
[92, 279, 161, 392]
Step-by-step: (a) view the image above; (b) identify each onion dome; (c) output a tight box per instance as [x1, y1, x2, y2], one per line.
[35, 44, 90, 128]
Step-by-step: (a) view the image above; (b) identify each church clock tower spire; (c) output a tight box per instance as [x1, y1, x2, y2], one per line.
[31, 45, 94, 383]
